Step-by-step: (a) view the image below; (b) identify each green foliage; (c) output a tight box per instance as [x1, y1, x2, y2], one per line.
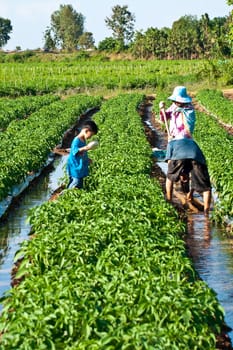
[0, 94, 225, 349]
[49, 4, 85, 51]
[0, 52, 7, 63]
[131, 14, 231, 59]
[105, 5, 135, 48]
[3, 50, 35, 63]
[78, 32, 95, 50]
[74, 51, 90, 60]
[0, 95, 102, 201]
[194, 59, 233, 85]
[98, 37, 121, 52]
[43, 27, 56, 51]
[0, 17, 12, 48]
[0, 94, 60, 130]
[194, 89, 233, 223]
[196, 88, 233, 124]
[0, 59, 203, 97]
[169, 15, 199, 59]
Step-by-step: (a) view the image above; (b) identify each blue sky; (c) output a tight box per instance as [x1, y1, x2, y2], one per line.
[1, 0, 232, 50]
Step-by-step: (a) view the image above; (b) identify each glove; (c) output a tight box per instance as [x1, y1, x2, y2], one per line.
[159, 101, 165, 109]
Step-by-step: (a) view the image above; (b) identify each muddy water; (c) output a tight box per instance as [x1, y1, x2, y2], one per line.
[186, 214, 233, 342]
[0, 155, 67, 308]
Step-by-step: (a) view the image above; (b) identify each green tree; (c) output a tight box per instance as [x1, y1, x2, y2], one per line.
[49, 4, 84, 50]
[226, 0, 233, 46]
[105, 5, 135, 49]
[78, 32, 95, 49]
[168, 15, 199, 59]
[0, 17, 12, 48]
[131, 27, 170, 59]
[144, 27, 170, 59]
[43, 27, 56, 51]
[131, 31, 147, 58]
[198, 13, 214, 57]
[159, 28, 171, 59]
[210, 16, 231, 57]
[98, 37, 120, 52]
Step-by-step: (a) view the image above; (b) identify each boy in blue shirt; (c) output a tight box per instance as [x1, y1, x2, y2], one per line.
[66, 120, 98, 189]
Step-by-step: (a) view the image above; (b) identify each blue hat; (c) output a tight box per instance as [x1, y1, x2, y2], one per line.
[168, 86, 192, 103]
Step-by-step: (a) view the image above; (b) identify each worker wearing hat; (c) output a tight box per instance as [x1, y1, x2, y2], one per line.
[159, 86, 211, 215]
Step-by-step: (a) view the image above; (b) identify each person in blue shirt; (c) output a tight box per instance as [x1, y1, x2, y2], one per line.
[66, 120, 98, 189]
[165, 138, 211, 215]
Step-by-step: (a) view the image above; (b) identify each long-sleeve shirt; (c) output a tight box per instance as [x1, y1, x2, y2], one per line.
[160, 103, 196, 139]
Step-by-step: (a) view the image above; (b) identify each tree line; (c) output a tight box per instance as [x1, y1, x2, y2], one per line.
[131, 14, 231, 59]
[0, 3, 232, 59]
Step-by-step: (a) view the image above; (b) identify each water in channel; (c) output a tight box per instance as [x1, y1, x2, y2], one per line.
[0, 140, 233, 344]
[186, 214, 233, 343]
[0, 155, 67, 309]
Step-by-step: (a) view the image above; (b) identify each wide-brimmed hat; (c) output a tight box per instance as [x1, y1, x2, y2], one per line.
[168, 86, 192, 103]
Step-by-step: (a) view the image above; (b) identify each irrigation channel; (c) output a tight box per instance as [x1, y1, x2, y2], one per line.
[0, 100, 232, 348]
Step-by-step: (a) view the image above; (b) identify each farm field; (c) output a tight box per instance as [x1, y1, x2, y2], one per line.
[0, 55, 232, 349]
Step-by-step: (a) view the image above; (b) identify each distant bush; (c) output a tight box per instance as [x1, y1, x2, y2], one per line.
[75, 50, 90, 60]
[0, 52, 7, 63]
[4, 50, 35, 63]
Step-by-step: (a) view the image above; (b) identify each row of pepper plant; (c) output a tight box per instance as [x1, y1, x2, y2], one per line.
[194, 109, 233, 226]
[0, 59, 203, 96]
[196, 89, 233, 126]
[0, 94, 60, 130]
[0, 93, 225, 349]
[0, 94, 102, 203]
[153, 89, 233, 229]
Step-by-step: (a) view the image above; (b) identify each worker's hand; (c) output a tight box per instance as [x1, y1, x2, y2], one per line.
[168, 135, 173, 142]
[159, 101, 165, 109]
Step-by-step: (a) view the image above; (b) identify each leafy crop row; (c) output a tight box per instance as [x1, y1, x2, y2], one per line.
[0, 95, 102, 202]
[0, 94, 225, 349]
[194, 110, 233, 224]
[0, 94, 60, 130]
[0, 60, 202, 96]
[196, 89, 233, 126]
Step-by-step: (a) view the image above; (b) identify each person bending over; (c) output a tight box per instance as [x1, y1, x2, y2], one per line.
[159, 86, 211, 214]
[66, 120, 98, 190]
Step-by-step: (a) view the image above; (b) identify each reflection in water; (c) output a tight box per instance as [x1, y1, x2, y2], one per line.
[0, 155, 67, 303]
[186, 214, 233, 342]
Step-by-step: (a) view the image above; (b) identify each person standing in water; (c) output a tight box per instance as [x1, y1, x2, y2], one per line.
[159, 86, 211, 214]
